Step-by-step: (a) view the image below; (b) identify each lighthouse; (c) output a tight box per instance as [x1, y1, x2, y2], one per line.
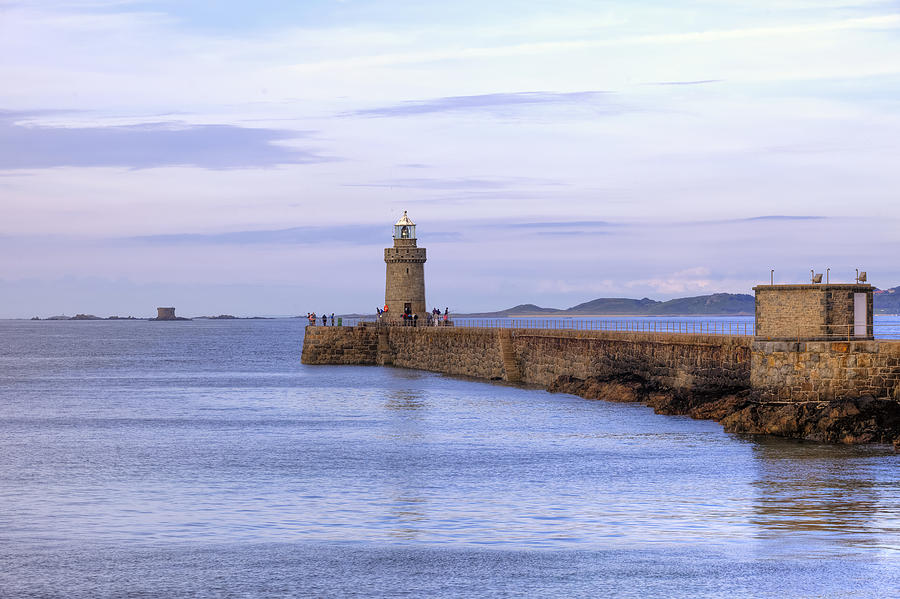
[384, 211, 426, 321]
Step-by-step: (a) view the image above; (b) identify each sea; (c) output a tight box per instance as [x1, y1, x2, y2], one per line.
[1, 318, 899, 598]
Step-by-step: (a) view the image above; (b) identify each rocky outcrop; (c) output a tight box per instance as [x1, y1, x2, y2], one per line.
[722, 397, 900, 445]
[548, 374, 900, 447]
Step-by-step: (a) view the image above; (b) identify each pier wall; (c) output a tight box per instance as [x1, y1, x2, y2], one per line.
[302, 325, 900, 404]
[509, 330, 750, 392]
[302, 326, 752, 394]
[751, 340, 900, 402]
[387, 327, 507, 379]
[300, 326, 379, 365]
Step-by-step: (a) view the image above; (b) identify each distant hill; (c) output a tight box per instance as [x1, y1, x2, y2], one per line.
[875, 286, 900, 314]
[648, 293, 755, 316]
[567, 297, 659, 314]
[459, 303, 563, 318]
[459, 292, 755, 317]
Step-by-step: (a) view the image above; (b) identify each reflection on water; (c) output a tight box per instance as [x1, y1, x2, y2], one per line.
[385, 389, 427, 411]
[750, 438, 900, 549]
[387, 495, 428, 540]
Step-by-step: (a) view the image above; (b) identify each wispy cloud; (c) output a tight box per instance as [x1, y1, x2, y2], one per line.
[675, 215, 828, 226]
[345, 91, 616, 118]
[649, 79, 722, 86]
[123, 224, 461, 246]
[533, 230, 614, 237]
[738, 215, 825, 221]
[286, 14, 900, 74]
[0, 112, 332, 170]
[625, 267, 714, 295]
[126, 225, 386, 246]
[346, 176, 564, 189]
[502, 220, 619, 229]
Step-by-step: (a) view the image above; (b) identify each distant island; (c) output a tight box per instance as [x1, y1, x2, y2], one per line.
[39, 314, 139, 321]
[29, 314, 271, 321]
[22, 286, 900, 321]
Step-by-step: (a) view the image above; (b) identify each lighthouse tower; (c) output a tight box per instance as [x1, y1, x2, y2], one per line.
[384, 211, 426, 321]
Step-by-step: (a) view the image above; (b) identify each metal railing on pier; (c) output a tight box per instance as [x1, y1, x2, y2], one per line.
[754, 322, 900, 341]
[320, 316, 756, 336]
[319, 316, 900, 340]
[451, 318, 756, 336]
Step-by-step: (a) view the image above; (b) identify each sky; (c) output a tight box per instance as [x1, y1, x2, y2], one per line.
[1, 0, 899, 317]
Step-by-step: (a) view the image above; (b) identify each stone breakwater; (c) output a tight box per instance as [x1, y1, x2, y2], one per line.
[300, 326, 379, 365]
[301, 325, 900, 447]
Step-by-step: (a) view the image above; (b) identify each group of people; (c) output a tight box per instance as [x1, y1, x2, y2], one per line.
[373, 306, 450, 326]
[308, 307, 450, 327]
[307, 312, 336, 326]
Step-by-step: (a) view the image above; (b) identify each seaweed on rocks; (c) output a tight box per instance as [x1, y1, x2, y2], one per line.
[547, 374, 900, 448]
[721, 397, 900, 445]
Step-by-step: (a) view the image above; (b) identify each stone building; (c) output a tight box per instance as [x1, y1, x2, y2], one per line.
[156, 307, 177, 320]
[753, 283, 873, 340]
[384, 211, 426, 321]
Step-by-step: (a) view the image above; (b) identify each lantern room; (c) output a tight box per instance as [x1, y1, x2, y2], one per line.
[393, 211, 416, 240]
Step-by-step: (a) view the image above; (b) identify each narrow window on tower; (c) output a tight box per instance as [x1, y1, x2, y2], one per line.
[406, 267, 409, 274]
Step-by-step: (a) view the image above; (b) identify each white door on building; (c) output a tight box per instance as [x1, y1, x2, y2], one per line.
[854, 293, 868, 337]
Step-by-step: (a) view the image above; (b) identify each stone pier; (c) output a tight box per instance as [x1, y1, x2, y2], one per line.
[301, 323, 900, 445]
[302, 326, 752, 394]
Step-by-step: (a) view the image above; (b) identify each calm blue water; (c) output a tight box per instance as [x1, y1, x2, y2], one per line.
[1, 319, 899, 598]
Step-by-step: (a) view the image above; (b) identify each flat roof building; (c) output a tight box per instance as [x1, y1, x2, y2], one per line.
[753, 284, 873, 340]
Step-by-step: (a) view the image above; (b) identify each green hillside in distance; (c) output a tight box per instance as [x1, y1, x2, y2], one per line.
[647, 293, 755, 316]
[460, 293, 755, 317]
[567, 293, 755, 315]
[875, 286, 900, 314]
[459, 287, 900, 318]
[566, 297, 659, 314]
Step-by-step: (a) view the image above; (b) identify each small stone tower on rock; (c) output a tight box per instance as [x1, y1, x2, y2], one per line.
[384, 211, 426, 321]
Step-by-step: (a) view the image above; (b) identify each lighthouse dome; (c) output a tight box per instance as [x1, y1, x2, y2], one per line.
[393, 211, 416, 240]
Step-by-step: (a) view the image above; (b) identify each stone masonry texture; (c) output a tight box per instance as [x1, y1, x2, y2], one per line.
[754, 284, 873, 340]
[384, 237, 426, 321]
[302, 325, 900, 406]
[302, 326, 752, 394]
[752, 340, 900, 402]
[300, 326, 378, 365]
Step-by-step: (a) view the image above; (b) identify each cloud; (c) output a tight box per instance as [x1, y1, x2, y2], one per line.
[650, 79, 722, 86]
[345, 91, 616, 118]
[126, 225, 386, 246]
[625, 267, 714, 295]
[283, 14, 900, 75]
[0, 111, 332, 169]
[738, 215, 825, 221]
[674, 215, 828, 226]
[533, 230, 614, 237]
[123, 224, 462, 246]
[502, 220, 619, 229]
[345, 176, 564, 190]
